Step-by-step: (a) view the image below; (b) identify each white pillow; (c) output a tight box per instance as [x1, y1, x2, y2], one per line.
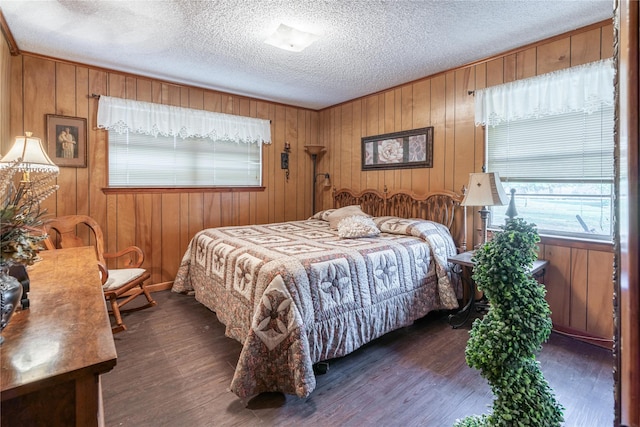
[327, 205, 370, 230]
[337, 215, 381, 238]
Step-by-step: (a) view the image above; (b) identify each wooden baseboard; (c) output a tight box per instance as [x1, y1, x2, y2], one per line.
[120, 281, 173, 298]
[552, 324, 614, 350]
[145, 281, 173, 292]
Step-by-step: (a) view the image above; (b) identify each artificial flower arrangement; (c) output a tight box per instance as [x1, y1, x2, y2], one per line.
[0, 160, 58, 267]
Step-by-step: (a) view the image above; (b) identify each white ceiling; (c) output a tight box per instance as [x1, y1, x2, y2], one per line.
[0, 0, 613, 110]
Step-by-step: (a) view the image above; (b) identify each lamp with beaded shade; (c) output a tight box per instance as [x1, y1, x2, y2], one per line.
[1, 132, 59, 179]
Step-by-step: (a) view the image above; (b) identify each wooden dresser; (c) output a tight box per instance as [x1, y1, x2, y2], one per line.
[1, 246, 117, 426]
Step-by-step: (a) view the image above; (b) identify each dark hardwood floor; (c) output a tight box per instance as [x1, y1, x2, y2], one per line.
[102, 291, 614, 426]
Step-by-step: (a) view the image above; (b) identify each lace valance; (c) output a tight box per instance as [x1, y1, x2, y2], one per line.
[97, 96, 272, 144]
[475, 58, 615, 127]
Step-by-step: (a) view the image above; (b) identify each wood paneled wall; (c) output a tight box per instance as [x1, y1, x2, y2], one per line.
[4, 21, 615, 341]
[317, 21, 615, 341]
[0, 33, 10, 146]
[6, 56, 318, 286]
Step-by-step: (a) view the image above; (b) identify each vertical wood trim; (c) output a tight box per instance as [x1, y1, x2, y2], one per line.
[25, 57, 56, 217]
[536, 38, 571, 74]
[453, 68, 475, 195]
[352, 100, 363, 193]
[412, 80, 430, 193]
[430, 74, 446, 192]
[365, 95, 379, 189]
[545, 245, 572, 327]
[55, 62, 78, 218]
[486, 58, 504, 87]
[586, 251, 614, 338]
[284, 105, 297, 221]
[136, 193, 153, 275]
[87, 69, 108, 232]
[150, 194, 163, 283]
[601, 23, 614, 59]
[76, 67, 90, 218]
[295, 109, 306, 219]
[161, 193, 181, 281]
[0, 34, 10, 149]
[340, 104, 353, 198]
[9, 54, 23, 145]
[443, 71, 456, 191]
[570, 248, 589, 331]
[618, 1, 639, 423]
[571, 27, 603, 66]
[516, 47, 537, 80]
[256, 101, 270, 224]
[504, 54, 517, 83]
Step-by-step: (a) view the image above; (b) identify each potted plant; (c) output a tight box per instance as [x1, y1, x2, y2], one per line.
[454, 218, 564, 426]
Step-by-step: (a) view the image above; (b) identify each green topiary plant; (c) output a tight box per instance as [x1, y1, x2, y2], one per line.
[454, 218, 564, 427]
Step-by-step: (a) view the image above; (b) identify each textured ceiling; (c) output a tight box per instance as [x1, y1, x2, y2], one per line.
[0, 0, 613, 110]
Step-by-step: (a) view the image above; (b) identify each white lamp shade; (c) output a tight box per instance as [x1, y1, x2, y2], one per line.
[1, 134, 59, 173]
[461, 172, 508, 207]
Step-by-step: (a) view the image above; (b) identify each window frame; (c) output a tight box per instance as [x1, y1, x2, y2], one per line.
[486, 106, 614, 242]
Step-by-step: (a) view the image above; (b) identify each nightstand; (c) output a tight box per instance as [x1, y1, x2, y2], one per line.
[447, 251, 549, 328]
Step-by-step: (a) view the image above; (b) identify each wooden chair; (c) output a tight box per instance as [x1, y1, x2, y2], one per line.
[44, 215, 157, 333]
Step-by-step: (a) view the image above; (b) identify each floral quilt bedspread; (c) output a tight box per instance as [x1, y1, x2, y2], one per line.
[172, 216, 460, 399]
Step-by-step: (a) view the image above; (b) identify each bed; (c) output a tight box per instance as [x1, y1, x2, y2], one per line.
[172, 188, 467, 399]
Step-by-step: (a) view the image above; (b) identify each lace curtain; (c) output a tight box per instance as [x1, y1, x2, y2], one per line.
[475, 58, 615, 127]
[97, 96, 272, 144]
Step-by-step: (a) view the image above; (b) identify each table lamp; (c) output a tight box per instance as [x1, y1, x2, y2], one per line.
[461, 171, 508, 246]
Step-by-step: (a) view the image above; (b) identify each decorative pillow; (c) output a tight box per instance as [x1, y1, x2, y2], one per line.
[309, 209, 336, 221]
[337, 215, 381, 238]
[327, 205, 370, 230]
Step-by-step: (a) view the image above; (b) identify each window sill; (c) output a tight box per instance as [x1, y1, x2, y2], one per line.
[538, 234, 614, 252]
[486, 228, 614, 252]
[102, 186, 266, 195]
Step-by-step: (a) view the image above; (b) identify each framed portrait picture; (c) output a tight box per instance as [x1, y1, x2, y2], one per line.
[46, 114, 87, 167]
[361, 127, 433, 171]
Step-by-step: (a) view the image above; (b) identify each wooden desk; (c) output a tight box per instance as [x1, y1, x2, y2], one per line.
[1, 247, 117, 427]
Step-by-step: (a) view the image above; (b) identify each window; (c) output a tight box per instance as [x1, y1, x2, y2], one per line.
[97, 96, 271, 188]
[476, 59, 614, 241]
[487, 107, 614, 240]
[109, 131, 262, 187]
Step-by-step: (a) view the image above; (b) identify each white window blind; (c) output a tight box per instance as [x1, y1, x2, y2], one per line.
[108, 131, 262, 187]
[488, 107, 614, 183]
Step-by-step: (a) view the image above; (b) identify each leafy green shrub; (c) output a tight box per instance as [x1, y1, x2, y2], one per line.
[454, 218, 563, 427]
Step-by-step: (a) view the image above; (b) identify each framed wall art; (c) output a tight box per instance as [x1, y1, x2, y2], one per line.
[361, 127, 433, 171]
[46, 114, 87, 167]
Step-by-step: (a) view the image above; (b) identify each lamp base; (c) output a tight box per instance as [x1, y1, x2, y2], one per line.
[479, 207, 490, 246]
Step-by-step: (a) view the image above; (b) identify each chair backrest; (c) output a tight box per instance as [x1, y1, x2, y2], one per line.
[44, 215, 107, 266]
